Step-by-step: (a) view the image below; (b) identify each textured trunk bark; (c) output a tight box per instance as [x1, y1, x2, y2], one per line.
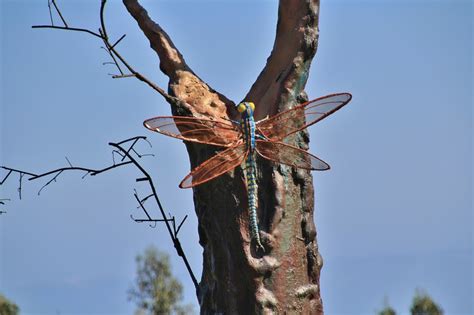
[124, 0, 323, 313]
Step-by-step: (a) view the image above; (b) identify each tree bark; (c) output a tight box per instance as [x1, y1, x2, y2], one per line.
[123, 0, 323, 313]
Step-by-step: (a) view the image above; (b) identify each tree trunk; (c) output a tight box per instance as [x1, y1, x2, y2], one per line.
[124, 0, 323, 313]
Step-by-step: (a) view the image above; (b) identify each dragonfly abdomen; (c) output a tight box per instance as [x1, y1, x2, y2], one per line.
[242, 111, 264, 250]
[245, 153, 263, 250]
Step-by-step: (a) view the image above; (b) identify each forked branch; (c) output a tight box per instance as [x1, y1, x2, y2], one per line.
[32, 0, 178, 105]
[122, 0, 234, 119]
[0, 136, 198, 292]
[245, 0, 320, 119]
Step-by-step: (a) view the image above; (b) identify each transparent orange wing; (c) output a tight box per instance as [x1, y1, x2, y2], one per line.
[144, 116, 241, 147]
[179, 142, 248, 188]
[256, 140, 330, 170]
[256, 93, 352, 141]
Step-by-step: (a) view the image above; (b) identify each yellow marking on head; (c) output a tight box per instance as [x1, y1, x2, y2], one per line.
[237, 103, 246, 113]
[249, 102, 255, 111]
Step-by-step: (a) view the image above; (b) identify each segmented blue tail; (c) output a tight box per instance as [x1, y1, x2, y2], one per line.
[246, 153, 264, 251]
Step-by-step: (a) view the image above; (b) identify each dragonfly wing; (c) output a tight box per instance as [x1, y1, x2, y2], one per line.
[179, 143, 248, 188]
[256, 93, 352, 141]
[256, 140, 330, 170]
[144, 116, 241, 147]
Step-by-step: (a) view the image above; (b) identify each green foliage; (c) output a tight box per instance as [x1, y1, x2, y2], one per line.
[378, 306, 396, 315]
[410, 289, 443, 315]
[377, 297, 396, 315]
[0, 293, 19, 315]
[128, 246, 194, 315]
[377, 290, 443, 315]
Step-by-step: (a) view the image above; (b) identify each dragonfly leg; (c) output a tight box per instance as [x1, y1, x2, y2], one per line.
[255, 134, 270, 141]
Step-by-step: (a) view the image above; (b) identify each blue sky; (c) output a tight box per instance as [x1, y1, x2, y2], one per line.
[1, 0, 472, 314]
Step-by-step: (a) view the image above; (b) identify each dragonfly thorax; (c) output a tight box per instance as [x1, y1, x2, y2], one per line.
[237, 102, 256, 151]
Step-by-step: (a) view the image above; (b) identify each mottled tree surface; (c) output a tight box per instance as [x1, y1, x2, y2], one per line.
[124, 0, 323, 313]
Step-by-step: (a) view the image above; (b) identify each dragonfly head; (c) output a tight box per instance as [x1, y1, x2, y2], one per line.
[236, 102, 255, 117]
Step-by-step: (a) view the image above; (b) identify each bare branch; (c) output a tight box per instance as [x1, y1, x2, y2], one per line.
[109, 140, 200, 291]
[133, 189, 154, 225]
[18, 173, 24, 200]
[38, 170, 63, 196]
[2, 137, 198, 292]
[52, 0, 68, 27]
[2, 137, 144, 195]
[32, 0, 177, 104]
[65, 156, 73, 167]
[140, 193, 154, 204]
[32, 25, 102, 38]
[121, 137, 141, 161]
[0, 199, 10, 214]
[0, 170, 13, 185]
[122, 0, 189, 77]
[1, 167, 37, 178]
[47, 0, 54, 26]
[100, 42, 124, 75]
[27, 161, 132, 182]
[122, 0, 234, 119]
[245, 0, 320, 119]
[112, 74, 136, 79]
[1, 167, 37, 200]
[111, 34, 126, 49]
[175, 215, 188, 236]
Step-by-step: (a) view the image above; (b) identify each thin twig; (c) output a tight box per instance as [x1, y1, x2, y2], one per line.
[111, 34, 126, 49]
[18, 173, 24, 200]
[133, 189, 153, 224]
[2, 136, 198, 292]
[51, 0, 68, 27]
[132, 218, 171, 223]
[38, 170, 63, 195]
[65, 156, 73, 167]
[112, 150, 125, 165]
[0, 199, 11, 214]
[28, 162, 132, 182]
[117, 136, 148, 145]
[0, 170, 13, 185]
[32, 25, 102, 38]
[176, 215, 188, 235]
[99, 0, 108, 41]
[112, 74, 136, 79]
[140, 193, 154, 204]
[91, 161, 133, 176]
[100, 38, 124, 75]
[122, 137, 140, 161]
[1, 166, 37, 177]
[109, 141, 199, 292]
[47, 0, 54, 26]
[32, 0, 175, 102]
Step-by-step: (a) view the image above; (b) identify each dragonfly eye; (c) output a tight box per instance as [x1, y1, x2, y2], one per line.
[237, 103, 246, 113]
[249, 102, 255, 111]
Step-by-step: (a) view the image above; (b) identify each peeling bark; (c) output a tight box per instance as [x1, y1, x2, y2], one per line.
[124, 0, 324, 313]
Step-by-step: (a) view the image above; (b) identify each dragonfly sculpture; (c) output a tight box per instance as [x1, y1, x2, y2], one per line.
[144, 93, 352, 251]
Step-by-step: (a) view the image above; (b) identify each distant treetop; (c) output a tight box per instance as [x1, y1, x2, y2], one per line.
[0, 293, 19, 315]
[410, 289, 443, 315]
